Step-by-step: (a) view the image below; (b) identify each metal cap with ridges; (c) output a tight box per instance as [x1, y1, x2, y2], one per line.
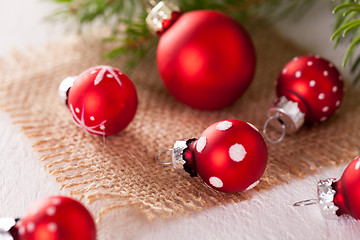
[317, 178, 339, 219]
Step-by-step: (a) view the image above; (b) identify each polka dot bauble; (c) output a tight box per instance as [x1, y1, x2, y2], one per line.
[12, 196, 96, 240]
[264, 55, 344, 143]
[60, 65, 138, 136]
[157, 119, 268, 193]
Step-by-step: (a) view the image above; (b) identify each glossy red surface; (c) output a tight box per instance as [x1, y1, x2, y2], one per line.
[67, 66, 138, 135]
[276, 55, 344, 123]
[193, 120, 267, 192]
[157, 10, 256, 110]
[333, 156, 360, 219]
[15, 196, 96, 240]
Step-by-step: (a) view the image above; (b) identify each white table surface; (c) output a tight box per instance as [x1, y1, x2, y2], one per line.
[1, 1, 360, 239]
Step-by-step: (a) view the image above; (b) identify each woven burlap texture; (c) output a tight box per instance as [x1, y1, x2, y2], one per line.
[1, 27, 360, 221]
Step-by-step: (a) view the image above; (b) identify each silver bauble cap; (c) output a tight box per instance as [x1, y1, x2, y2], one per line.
[0, 218, 17, 240]
[317, 178, 339, 219]
[58, 76, 77, 105]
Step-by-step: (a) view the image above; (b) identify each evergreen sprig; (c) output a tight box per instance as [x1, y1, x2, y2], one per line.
[332, 0, 360, 84]
[48, 0, 315, 70]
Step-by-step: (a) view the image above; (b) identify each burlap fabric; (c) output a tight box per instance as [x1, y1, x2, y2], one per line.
[1, 27, 360, 221]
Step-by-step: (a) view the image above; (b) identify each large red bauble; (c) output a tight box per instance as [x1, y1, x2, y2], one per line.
[193, 120, 267, 192]
[67, 66, 138, 135]
[156, 10, 256, 110]
[332, 156, 360, 219]
[276, 55, 344, 123]
[15, 196, 96, 240]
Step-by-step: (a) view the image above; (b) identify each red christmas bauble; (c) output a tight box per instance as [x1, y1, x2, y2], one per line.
[15, 196, 96, 240]
[67, 66, 138, 135]
[193, 120, 267, 192]
[165, 120, 268, 193]
[156, 10, 256, 110]
[332, 156, 360, 219]
[276, 55, 344, 123]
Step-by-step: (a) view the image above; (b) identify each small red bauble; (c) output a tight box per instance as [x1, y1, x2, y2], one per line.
[295, 156, 360, 220]
[60, 65, 138, 135]
[147, 2, 256, 110]
[158, 120, 268, 193]
[264, 55, 344, 142]
[5, 196, 96, 240]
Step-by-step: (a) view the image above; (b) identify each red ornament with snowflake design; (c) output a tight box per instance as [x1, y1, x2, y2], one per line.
[0, 196, 96, 240]
[146, 1, 256, 110]
[59, 66, 138, 136]
[158, 120, 268, 193]
[264, 55, 344, 143]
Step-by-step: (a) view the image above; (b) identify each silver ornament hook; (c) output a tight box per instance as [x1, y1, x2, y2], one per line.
[154, 148, 173, 165]
[263, 115, 286, 144]
[293, 199, 319, 207]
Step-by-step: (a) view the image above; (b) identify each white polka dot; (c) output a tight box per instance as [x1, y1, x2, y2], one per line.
[229, 143, 247, 162]
[323, 70, 329, 76]
[247, 122, 259, 132]
[329, 63, 334, 68]
[315, 55, 320, 59]
[246, 180, 260, 191]
[332, 86, 338, 93]
[196, 136, 207, 153]
[90, 70, 97, 74]
[19, 226, 25, 235]
[293, 57, 299, 61]
[48, 222, 57, 232]
[209, 177, 223, 188]
[309, 80, 316, 87]
[322, 106, 329, 112]
[100, 124, 105, 130]
[320, 116, 327, 122]
[318, 93, 325, 100]
[336, 100, 340, 107]
[282, 68, 287, 74]
[90, 116, 95, 121]
[51, 198, 61, 205]
[355, 159, 360, 170]
[307, 61, 313, 66]
[295, 71, 301, 78]
[339, 75, 343, 81]
[75, 108, 80, 113]
[27, 222, 35, 232]
[46, 206, 56, 216]
[216, 121, 232, 131]
[106, 74, 113, 78]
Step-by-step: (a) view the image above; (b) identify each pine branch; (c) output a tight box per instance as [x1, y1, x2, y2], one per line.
[47, 0, 315, 70]
[332, 0, 360, 84]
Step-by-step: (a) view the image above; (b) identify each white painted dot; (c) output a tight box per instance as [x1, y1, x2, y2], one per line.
[355, 159, 360, 170]
[90, 70, 97, 74]
[75, 108, 80, 113]
[106, 73, 113, 78]
[339, 75, 343, 81]
[336, 100, 340, 107]
[329, 63, 334, 68]
[309, 80, 316, 87]
[332, 86, 338, 93]
[48, 222, 57, 232]
[318, 93, 325, 100]
[247, 122, 259, 132]
[229, 143, 247, 162]
[46, 206, 56, 216]
[293, 57, 299, 61]
[52, 198, 61, 205]
[216, 121, 232, 131]
[320, 116, 327, 122]
[90, 116, 95, 121]
[246, 180, 260, 191]
[307, 61, 313, 66]
[209, 177, 223, 188]
[323, 70, 329, 76]
[100, 124, 105, 130]
[295, 71, 301, 78]
[322, 106, 329, 112]
[282, 68, 287, 74]
[315, 55, 320, 59]
[27, 222, 35, 232]
[196, 136, 207, 153]
[19, 226, 25, 235]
